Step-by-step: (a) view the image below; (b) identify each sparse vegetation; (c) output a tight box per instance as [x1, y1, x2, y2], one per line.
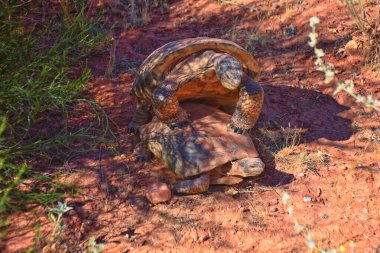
[85, 237, 106, 253]
[276, 15, 380, 252]
[281, 191, 355, 252]
[48, 202, 73, 242]
[342, 0, 380, 68]
[254, 124, 302, 155]
[0, 0, 111, 232]
[308, 16, 380, 112]
[110, 0, 170, 28]
[2, 0, 380, 252]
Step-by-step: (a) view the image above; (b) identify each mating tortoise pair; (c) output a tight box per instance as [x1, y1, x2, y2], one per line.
[129, 37, 265, 194]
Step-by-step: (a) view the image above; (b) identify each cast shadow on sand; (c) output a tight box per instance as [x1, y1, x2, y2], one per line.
[238, 84, 353, 189]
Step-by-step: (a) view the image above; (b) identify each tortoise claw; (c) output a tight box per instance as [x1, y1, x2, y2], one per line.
[133, 143, 152, 163]
[169, 118, 191, 130]
[229, 121, 248, 135]
[127, 122, 140, 135]
[138, 153, 152, 163]
[133, 149, 152, 163]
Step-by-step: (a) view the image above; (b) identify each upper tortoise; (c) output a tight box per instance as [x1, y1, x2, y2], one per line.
[129, 37, 264, 134]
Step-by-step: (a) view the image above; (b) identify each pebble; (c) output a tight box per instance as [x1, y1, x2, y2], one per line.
[146, 182, 172, 204]
[269, 206, 279, 212]
[303, 196, 312, 202]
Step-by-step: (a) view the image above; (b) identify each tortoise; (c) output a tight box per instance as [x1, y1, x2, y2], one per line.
[128, 37, 264, 135]
[138, 102, 265, 194]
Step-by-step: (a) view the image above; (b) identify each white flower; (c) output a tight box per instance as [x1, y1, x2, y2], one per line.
[306, 232, 316, 249]
[287, 206, 294, 216]
[324, 70, 335, 83]
[282, 191, 291, 205]
[294, 221, 304, 233]
[308, 32, 318, 47]
[356, 95, 365, 103]
[314, 58, 323, 66]
[333, 83, 345, 95]
[344, 80, 355, 94]
[314, 48, 325, 58]
[309, 16, 320, 27]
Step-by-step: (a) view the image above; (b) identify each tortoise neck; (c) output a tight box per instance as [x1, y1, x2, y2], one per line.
[207, 52, 230, 67]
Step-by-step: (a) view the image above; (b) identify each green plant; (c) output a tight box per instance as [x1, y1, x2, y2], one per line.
[0, 0, 112, 227]
[308, 16, 380, 111]
[1, 0, 111, 156]
[85, 237, 106, 253]
[48, 201, 73, 241]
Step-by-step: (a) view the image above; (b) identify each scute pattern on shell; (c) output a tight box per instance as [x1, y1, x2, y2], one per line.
[139, 103, 260, 179]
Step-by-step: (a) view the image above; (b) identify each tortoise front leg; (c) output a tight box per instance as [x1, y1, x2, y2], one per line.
[132, 142, 153, 162]
[173, 173, 210, 195]
[152, 80, 189, 129]
[229, 75, 264, 134]
[128, 102, 152, 134]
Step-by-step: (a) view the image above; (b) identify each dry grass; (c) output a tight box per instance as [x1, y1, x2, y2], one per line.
[109, 0, 169, 28]
[277, 127, 302, 156]
[360, 127, 380, 153]
[342, 0, 380, 68]
[105, 37, 119, 78]
[299, 151, 330, 176]
[254, 124, 330, 176]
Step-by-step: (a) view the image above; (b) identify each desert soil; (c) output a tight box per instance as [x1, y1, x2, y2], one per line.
[2, 0, 380, 252]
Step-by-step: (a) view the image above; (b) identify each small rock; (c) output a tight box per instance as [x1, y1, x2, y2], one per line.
[225, 188, 239, 196]
[269, 206, 279, 212]
[298, 172, 305, 178]
[146, 182, 171, 204]
[200, 234, 211, 242]
[124, 228, 135, 238]
[303, 196, 312, 202]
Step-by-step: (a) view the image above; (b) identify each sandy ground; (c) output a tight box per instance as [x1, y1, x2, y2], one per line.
[2, 0, 380, 252]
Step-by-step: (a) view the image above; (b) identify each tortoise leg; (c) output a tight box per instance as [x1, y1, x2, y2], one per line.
[128, 102, 152, 134]
[229, 74, 264, 135]
[173, 174, 210, 195]
[132, 142, 153, 162]
[152, 80, 189, 129]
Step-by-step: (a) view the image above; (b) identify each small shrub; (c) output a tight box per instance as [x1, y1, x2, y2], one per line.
[110, 0, 170, 28]
[48, 202, 73, 242]
[342, 0, 380, 68]
[85, 237, 106, 253]
[308, 16, 380, 112]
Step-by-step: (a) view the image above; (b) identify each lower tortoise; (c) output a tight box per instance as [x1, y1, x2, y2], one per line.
[138, 102, 265, 194]
[129, 37, 264, 135]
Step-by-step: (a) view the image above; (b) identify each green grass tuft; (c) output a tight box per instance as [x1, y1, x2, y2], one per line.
[0, 0, 112, 228]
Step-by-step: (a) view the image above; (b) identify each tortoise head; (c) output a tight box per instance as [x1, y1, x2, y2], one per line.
[214, 54, 243, 90]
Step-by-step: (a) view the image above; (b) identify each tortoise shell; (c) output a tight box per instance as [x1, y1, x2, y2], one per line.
[139, 102, 260, 179]
[132, 37, 260, 99]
